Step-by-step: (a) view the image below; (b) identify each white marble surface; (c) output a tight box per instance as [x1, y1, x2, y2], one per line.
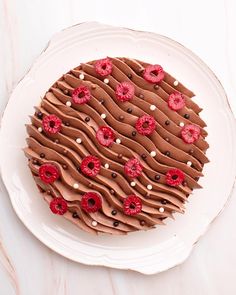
[0, 0, 235, 294]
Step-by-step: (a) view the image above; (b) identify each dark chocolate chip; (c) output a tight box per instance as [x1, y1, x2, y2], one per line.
[127, 73, 132, 79]
[37, 112, 43, 119]
[100, 99, 104, 104]
[54, 139, 59, 144]
[132, 131, 137, 136]
[194, 177, 199, 181]
[141, 153, 147, 160]
[154, 84, 159, 90]
[63, 149, 68, 154]
[85, 116, 90, 122]
[119, 115, 124, 121]
[189, 149, 194, 155]
[165, 120, 170, 126]
[72, 212, 78, 218]
[111, 173, 117, 178]
[62, 164, 67, 170]
[91, 84, 96, 90]
[139, 94, 144, 99]
[111, 210, 117, 216]
[145, 193, 150, 198]
[165, 151, 170, 156]
[113, 221, 119, 227]
[33, 159, 38, 165]
[165, 137, 170, 142]
[88, 183, 93, 188]
[77, 166, 80, 172]
[155, 174, 161, 180]
[63, 89, 69, 94]
[46, 190, 51, 195]
[140, 220, 146, 226]
[161, 199, 167, 205]
[110, 189, 115, 195]
[139, 68, 144, 74]
[118, 154, 123, 159]
[184, 114, 190, 119]
[40, 153, 45, 158]
[65, 122, 70, 126]
[182, 181, 188, 186]
[127, 108, 132, 113]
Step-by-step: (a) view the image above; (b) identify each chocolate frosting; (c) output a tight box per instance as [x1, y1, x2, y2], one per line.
[24, 57, 209, 235]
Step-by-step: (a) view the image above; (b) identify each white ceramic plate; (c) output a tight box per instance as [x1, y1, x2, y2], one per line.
[0, 22, 235, 275]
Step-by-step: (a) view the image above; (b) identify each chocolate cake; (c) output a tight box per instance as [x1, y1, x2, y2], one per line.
[24, 57, 209, 235]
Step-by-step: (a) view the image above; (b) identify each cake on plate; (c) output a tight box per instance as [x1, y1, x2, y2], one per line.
[24, 57, 209, 235]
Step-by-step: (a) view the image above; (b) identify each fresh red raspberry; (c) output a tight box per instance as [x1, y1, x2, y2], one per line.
[181, 124, 200, 144]
[166, 168, 185, 186]
[72, 85, 91, 104]
[124, 158, 143, 178]
[80, 155, 101, 177]
[81, 192, 102, 213]
[143, 64, 164, 83]
[39, 164, 60, 183]
[135, 115, 156, 135]
[50, 197, 68, 215]
[42, 114, 62, 134]
[167, 92, 185, 111]
[123, 195, 142, 215]
[115, 81, 135, 102]
[94, 58, 113, 76]
[96, 126, 115, 147]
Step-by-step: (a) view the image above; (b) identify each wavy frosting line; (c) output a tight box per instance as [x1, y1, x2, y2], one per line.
[25, 57, 209, 234]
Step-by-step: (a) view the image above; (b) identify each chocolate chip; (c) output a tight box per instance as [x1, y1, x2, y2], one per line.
[127, 73, 132, 79]
[63, 89, 69, 95]
[111, 210, 117, 216]
[139, 94, 144, 99]
[189, 149, 194, 155]
[33, 159, 38, 165]
[113, 221, 119, 227]
[155, 174, 161, 180]
[91, 84, 96, 90]
[154, 84, 159, 90]
[54, 139, 59, 144]
[132, 131, 137, 136]
[77, 166, 80, 172]
[165, 120, 170, 126]
[40, 153, 45, 158]
[165, 137, 170, 142]
[141, 153, 147, 160]
[85, 116, 90, 122]
[72, 212, 78, 218]
[140, 220, 146, 226]
[161, 199, 167, 205]
[62, 164, 67, 170]
[182, 181, 188, 186]
[111, 173, 117, 178]
[65, 122, 70, 126]
[46, 190, 51, 195]
[145, 193, 150, 198]
[100, 99, 104, 104]
[127, 108, 132, 113]
[110, 189, 115, 195]
[119, 115, 124, 121]
[37, 112, 43, 119]
[194, 177, 199, 181]
[139, 68, 144, 74]
[184, 114, 190, 119]
[165, 151, 170, 156]
[63, 149, 68, 154]
[88, 183, 93, 188]
[118, 154, 123, 159]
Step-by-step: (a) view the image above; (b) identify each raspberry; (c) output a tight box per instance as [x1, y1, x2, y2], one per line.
[80, 155, 101, 177]
[96, 126, 115, 147]
[115, 81, 135, 102]
[94, 58, 113, 76]
[135, 115, 156, 135]
[81, 192, 102, 213]
[39, 164, 60, 183]
[72, 85, 91, 104]
[50, 197, 68, 215]
[166, 168, 185, 186]
[181, 124, 200, 144]
[42, 114, 62, 134]
[123, 195, 142, 215]
[143, 64, 164, 83]
[167, 92, 185, 111]
[124, 158, 143, 178]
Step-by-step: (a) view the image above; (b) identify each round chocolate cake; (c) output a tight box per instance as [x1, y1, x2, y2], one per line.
[24, 57, 209, 235]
